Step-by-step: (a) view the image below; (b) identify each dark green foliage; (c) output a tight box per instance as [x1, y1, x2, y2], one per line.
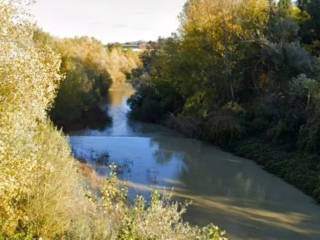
[128, 85, 183, 123]
[299, 0, 320, 46]
[50, 54, 111, 131]
[233, 138, 320, 202]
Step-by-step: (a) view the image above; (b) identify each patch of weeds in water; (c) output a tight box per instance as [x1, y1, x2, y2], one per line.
[72, 147, 134, 178]
[72, 147, 110, 166]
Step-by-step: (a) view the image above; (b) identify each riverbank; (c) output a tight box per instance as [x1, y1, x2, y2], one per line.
[232, 138, 320, 201]
[70, 86, 320, 239]
[160, 115, 320, 204]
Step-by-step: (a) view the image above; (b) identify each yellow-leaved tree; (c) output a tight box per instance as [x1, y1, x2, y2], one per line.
[180, 0, 269, 101]
[0, 1, 94, 238]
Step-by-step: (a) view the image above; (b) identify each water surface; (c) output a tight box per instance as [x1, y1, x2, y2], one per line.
[70, 86, 320, 240]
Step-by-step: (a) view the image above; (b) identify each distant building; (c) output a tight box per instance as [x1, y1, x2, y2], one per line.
[121, 41, 146, 52]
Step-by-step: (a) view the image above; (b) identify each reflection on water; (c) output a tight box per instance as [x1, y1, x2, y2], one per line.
[70, 85, 320, 240]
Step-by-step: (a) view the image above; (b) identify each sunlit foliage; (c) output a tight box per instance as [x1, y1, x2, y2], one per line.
[0, 1, 89, 237]
[106, 45, 141, 87]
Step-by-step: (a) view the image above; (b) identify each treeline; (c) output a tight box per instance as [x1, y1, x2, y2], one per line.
[0, 1, 226, 239]
[129, 0, 320, 201]
[34, 32, 140, 131]
[106, 44, 141, 87]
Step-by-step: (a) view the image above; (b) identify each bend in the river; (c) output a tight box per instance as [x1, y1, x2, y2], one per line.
[70, 85, 320, 240]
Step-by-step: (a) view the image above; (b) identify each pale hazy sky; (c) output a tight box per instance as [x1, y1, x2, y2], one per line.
[31, 0, 186, 43]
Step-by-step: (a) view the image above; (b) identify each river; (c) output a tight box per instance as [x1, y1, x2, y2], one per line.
[70, 86, 320, 240]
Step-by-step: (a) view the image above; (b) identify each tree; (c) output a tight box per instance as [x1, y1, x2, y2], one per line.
[180, 0, 269, 102]
[299, 0, 320, 54]
[43, 37, 113, 130]
[0, 1, 88, 237]
[278, 0, 292, 14]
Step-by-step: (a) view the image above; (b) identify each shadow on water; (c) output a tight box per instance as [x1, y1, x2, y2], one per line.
[70, 84, 320, 240]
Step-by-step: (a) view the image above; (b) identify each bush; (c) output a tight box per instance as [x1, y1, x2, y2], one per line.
[0, 2, 91, 237]
[203, 110, 242, 145]
[129, 85, 183, 123]
[99, 178, 228, 240]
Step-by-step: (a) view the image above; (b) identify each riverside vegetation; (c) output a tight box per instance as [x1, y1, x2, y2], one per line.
[0, 1, 226, 239]
[33, 31, 141, 131]
[128, 0, 320, 202]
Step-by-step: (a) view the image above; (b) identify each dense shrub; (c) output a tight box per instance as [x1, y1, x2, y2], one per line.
[129, 85, 183, 123]
[0, 1, 90, 237]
